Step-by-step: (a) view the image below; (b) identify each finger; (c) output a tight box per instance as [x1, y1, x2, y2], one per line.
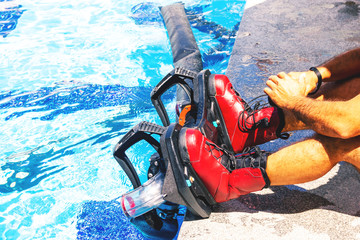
[264, 87, 273, 97]
[268, 75, 279, 85]
[266, 80, 278, 90]
[277, 72, 287, 79]
[280, 72, 294, 82]
[288, 72, 296, 78]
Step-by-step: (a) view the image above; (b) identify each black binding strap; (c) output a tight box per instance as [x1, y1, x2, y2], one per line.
[151, 67, 196, 127]
[113, 121, 165, 188]
[268, 97, 290, 139]
[275, 108, 290, 139]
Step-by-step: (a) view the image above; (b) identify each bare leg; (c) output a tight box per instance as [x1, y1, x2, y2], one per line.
[282, 76, 360, 132]
[266, 135, 360, 185]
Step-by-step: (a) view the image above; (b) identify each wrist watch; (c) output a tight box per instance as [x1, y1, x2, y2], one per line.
[308, 67, 322, 95]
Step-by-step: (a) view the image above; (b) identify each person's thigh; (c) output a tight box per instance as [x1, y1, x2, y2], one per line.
[313, 76, 360, 101]
[266, 134, 360, 185]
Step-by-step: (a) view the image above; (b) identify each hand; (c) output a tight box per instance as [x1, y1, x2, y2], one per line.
[264, 72, 307, 109]
[288, 71, 318, 95]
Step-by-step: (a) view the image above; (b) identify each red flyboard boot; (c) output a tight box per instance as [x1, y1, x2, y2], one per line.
[206, 74, 288, 153]
[179, 128, 270, 203]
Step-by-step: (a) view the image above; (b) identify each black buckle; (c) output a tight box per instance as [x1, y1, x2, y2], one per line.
[113, 121, 166, 188]
[151, 67, 197, 127]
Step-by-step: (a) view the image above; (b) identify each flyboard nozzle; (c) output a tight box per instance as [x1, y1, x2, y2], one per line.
[119, 172, 166, 218]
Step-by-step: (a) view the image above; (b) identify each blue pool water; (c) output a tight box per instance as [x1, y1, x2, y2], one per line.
[0, 0, 245, 239]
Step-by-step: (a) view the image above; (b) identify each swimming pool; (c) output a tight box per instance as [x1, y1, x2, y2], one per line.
[0, 0, 245, 239]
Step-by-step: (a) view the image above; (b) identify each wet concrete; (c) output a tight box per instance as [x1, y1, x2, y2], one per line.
[179, 0, 360, 239]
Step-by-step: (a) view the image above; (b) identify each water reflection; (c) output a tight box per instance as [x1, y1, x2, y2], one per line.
[0, 81, 178, 193]
[76, 200, 146, 239]
[0, 84, 156, 121]
[186, 5, 242, 72]
[0, 1, 25, 38]
[1, 140, 68, 193]
[129, 2, 245, 74]
[0, 106, 157, 193]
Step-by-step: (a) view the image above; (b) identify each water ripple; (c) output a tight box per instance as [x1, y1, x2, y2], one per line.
[0, 1, 25, 38]
[0, 84, 156, 121]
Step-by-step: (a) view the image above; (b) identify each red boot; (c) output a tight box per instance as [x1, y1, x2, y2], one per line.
[206, 74, 288, 153]
[180, 128, 270, 203]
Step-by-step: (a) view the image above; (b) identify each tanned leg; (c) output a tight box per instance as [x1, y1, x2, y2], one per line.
[282, 76, 360, 132]
[266, 135, 360, 185]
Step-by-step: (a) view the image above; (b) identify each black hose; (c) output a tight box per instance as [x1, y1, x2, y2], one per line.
[160, 3, 203, 72]
[160, 3, 203, 108]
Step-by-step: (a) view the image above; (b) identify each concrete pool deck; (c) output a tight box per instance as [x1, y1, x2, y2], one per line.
[179, 0, 360, 239]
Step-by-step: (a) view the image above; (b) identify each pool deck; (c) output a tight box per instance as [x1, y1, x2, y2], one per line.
[179, 0, 360, 239]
